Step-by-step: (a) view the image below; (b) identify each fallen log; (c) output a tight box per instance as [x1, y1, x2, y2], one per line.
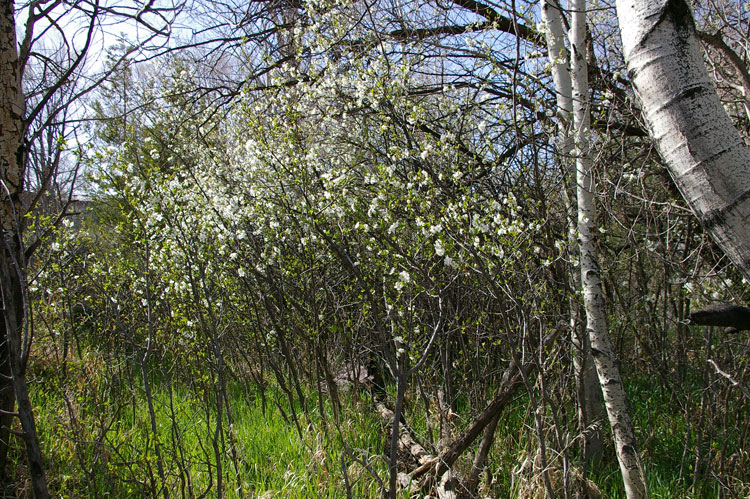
[375, 401, 432, 467]
[411, 325, 565, 482]
[374, 325, 564, 497]
[375, 399, 461, 498]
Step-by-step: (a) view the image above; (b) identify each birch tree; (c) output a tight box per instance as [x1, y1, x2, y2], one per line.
[540, 0, 604, 468]
[617, 0, 750, 281]
[567, 0, 649, 496]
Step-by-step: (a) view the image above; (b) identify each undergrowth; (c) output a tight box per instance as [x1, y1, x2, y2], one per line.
[5, 346, 746, 497]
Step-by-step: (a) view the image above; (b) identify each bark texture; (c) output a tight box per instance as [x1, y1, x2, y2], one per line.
[541, 0, 604, 468]
[1, 2, 50, 496]
[617, 0, 750, 280]
[569, 0, 648, 497]
[0, 0, 25, 476]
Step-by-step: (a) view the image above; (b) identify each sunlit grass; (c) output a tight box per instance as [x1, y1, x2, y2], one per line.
[19, 348, 749, 498]
[29, 351, 387, 497]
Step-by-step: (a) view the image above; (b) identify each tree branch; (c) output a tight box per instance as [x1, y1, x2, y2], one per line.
[447, 0, 543, 45]
[689, 304, 750, 332]
[697, 30, 750, 93]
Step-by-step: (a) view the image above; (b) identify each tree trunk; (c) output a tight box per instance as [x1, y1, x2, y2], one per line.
[541, 0, 604, 468]
[569, 0, 648, 497]
[0, 3, 50, 496]
[617, 0, 750, 280]
[0, 0, 25, 477]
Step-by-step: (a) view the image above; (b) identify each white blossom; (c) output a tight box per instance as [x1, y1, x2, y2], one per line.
[434, 239, 445, 256]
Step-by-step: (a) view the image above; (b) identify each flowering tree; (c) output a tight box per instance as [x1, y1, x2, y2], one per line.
[78, 5, 579, 491]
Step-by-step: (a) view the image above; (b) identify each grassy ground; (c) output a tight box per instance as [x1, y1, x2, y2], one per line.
[30, 359, 388, 497]
[6, 348, 747, 497]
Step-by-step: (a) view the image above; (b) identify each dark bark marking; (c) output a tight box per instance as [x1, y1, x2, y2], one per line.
[697, 187, 750, 231]
[663, 0, 694, 30]
[635, 0, 696, 54]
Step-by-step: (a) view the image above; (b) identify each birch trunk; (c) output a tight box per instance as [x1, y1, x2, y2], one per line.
[569, 0, 648, 497]
[617, 0, 750, 280]
[541, 0, 604, 468]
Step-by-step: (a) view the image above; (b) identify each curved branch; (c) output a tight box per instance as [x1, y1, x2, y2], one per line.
[697, 30, 750, 93]
[447, 0, 543, 45]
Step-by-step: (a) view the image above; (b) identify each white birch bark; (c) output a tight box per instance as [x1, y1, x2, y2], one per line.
[569, 0, 648, 497]
[540, 0, 604, 467]
[617, 0, 750, 280]
[542, 0, 573, 126]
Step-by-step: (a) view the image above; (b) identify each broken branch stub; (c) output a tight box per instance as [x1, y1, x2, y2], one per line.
[689, 304, 750, 332]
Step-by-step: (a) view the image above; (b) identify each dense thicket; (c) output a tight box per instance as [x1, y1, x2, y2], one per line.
[2, 0, 749, 497]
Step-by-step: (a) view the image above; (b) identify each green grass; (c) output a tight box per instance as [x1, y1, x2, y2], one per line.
[26, 350, 389, 498]
[14, 349, 750, 498]
[590, 370, 748, 498]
